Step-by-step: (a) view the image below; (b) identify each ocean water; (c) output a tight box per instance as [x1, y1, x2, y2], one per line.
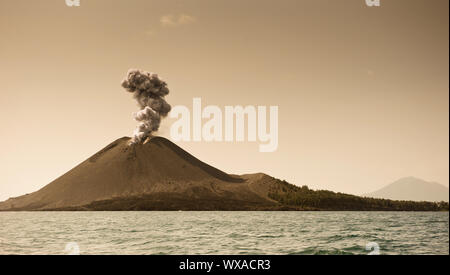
[0, 211, 448, 255]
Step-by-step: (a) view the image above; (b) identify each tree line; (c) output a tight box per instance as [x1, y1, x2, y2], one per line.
[268, 180, 449, 211]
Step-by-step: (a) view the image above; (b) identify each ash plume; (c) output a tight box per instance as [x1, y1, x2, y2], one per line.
[121, 69, 171, 144]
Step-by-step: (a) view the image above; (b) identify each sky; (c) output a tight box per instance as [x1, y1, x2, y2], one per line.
[0, 0, 448, 201]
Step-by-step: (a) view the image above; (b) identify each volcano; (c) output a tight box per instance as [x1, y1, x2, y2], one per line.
[1, 137, 448, 211]
[0, 137, 282, 211]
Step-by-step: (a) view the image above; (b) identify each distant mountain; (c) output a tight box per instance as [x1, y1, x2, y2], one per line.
[0, 137, 447, 211]
[364, 177, 449, 202]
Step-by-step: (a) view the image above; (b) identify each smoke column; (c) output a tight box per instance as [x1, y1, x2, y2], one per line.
[121, 69, 171, 144]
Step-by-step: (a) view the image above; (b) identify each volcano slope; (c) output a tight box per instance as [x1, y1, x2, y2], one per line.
[0, 137, 284, 210]
[0, 137, 447, 211]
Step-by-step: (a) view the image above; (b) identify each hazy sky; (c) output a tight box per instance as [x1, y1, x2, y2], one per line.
[0, 0, 448, 201]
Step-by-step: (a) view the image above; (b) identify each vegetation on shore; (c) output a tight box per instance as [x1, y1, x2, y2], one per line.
[268, 179, 449, 211]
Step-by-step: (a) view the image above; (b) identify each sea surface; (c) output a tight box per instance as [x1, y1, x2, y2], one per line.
[0, 211, 448, 255]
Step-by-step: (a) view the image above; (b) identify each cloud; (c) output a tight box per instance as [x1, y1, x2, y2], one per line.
[178, 14, 196, 25]
[160, 14, 196, 27]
